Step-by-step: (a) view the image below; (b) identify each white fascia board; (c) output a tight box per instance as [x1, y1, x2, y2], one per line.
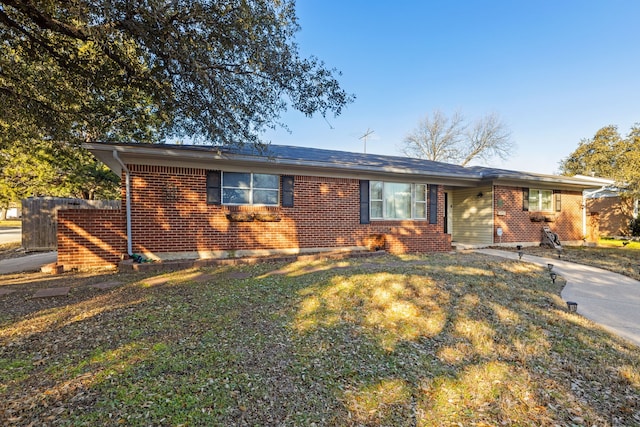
[490, 175, 606, 191]
[573, 175, 616, 185]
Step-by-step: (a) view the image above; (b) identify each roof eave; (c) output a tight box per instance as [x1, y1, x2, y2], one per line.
[489, 174, 606, 190]
[84, 142, 484, 185]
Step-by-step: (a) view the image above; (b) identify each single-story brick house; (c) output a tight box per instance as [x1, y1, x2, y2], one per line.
[57, 143, 602, 269]
[582, 177, 639, 238]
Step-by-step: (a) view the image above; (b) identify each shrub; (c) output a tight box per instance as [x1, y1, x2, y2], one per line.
[630, 216, 640, 237]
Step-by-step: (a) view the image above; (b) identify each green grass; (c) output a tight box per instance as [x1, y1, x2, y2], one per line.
[598, 237, 640, 250]
[0, 357, 33, 393]
[1, 254, 639, 425]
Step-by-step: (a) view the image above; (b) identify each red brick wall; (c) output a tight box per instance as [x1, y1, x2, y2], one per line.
[586, 196, 634, 237]
[58, 209, 126, 269]
[493, 185, 583, 243]
[58, 166, 451, 268]
[126, 165, 451, 256]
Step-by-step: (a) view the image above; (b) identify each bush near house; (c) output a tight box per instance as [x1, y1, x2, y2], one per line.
[630, 216, 640, 237]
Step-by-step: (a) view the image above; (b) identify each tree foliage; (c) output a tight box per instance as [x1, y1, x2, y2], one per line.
[0, 0, 353, 205]
[402, 110, 514, 166]
[559, 125, 622, 179]
[0, 3, 167, 146]
[560, 124, 640, 199]
[616, 125, 640, 198]
[0, 0, 353, 147]
[0, 140, 120, 207]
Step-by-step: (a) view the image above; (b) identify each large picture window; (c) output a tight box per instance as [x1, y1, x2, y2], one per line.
[529, 189, 553, 211]
[370, 181, 427, 219]
[222, 172, 279, 205]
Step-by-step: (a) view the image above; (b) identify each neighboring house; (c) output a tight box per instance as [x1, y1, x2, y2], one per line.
[1, 203, 21, 220]
[6, 207, 21, 219]
[579, 176, 639, 238]
[57, 143, 601, 269]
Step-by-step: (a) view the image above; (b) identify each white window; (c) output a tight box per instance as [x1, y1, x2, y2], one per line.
[370, 181, 427, 219]
[529, 189, 553, 211]
[414, 184, 427, 218]
[222, 172, 279, 205]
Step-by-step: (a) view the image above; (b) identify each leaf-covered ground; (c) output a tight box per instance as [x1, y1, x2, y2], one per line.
[1, 253, 639, 426]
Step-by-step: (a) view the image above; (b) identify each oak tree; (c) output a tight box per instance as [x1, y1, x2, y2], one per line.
[559, 125, 622, 179]
[560, 124, 640, 200]
[0, 1, 352, 206]
[0, 139, 119, 207]
[0, 0, 353, 146]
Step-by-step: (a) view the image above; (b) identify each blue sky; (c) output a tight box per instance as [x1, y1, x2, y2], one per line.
[263, 1, 640, 174]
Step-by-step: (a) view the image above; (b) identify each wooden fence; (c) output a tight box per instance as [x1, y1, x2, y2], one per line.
[22, 197, 120, 251]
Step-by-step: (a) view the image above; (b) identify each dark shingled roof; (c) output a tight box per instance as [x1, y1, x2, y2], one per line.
[85, 142, 603, 188]
[228, 143, 479, 178]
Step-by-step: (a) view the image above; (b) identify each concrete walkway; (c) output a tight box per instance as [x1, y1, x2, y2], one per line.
[0, 252, 58, 275]
[475, 248, 640, 348]
[0, 226, 21, 244]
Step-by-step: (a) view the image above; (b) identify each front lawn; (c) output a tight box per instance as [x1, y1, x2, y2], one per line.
[0, 220, 21, 228]
[598, 237, 640, 250]
[1, 253, 639, 425]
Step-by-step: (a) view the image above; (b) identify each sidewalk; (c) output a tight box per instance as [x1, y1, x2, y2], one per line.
[0, 252, 58, 275]
[475, 248, 640, 348]
[0, 226, 21, 244]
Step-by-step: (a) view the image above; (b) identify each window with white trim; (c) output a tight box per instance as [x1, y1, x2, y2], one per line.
[529, 189, 553, 211]
[370, 181, 427, 219]
[222, 172, 279, 205]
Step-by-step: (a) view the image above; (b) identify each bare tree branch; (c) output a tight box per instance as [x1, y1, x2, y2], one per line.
[2, 0, 89, 40]
[461, 113, 513, 166]
[402, 110, 515, 166]
[402, 110, 465, 162]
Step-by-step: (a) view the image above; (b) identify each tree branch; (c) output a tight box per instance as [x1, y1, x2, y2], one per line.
[1, 0, 89, 40]
[0, 86, 63, 115]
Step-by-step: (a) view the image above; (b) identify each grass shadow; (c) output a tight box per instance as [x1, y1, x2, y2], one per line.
[1, 254, 639, 425]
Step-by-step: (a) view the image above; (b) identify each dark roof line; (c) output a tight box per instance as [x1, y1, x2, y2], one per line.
[85, 142, 602, 187]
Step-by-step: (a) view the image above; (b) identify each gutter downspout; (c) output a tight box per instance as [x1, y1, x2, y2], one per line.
[582, 192, 587, 241]
[113, 151, 133, 256]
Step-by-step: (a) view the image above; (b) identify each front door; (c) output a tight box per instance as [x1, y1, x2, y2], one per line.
[444, 192, 452, 234]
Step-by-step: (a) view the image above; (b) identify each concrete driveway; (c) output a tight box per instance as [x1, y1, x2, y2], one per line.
[476, 248, 640, 348]
[0, 226, 21, 244]
[0, 251, 58, 275]
[0, 226, 59, 275]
